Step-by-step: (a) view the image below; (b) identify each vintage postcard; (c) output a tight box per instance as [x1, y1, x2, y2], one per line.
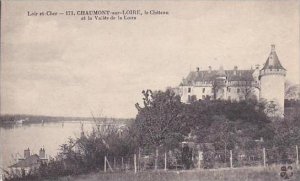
[1, 0, 299, 180]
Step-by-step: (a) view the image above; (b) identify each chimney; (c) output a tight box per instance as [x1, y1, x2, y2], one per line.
[233, 66, 238, 75]
[39, 148, 45, 159]
[196, 67, 200, 72]
[208, 66, 212, 73]
[24, 148, 30, 159]
[271, 44, 275, 52]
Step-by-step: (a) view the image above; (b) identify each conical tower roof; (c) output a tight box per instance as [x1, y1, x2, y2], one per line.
[261, 45, 286, 70]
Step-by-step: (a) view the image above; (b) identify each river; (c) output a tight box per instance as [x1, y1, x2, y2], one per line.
[0, 121, 95, 169]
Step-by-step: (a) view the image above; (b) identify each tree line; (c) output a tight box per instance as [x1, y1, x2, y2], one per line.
[4, 89, 300, 180]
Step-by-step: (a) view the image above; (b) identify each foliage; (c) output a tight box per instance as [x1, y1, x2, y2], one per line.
[184, 99, 270, 145]
[5, 89, 300, 180]
[4, 124, 137, 181]
[134, 89, 187, 150]
[285, 81, 300, 100]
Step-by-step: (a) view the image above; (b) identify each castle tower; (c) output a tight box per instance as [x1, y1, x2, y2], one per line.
[259, 45, 286, 117]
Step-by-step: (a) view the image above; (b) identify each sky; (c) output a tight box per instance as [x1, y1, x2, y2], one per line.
[1, 0, 299, 118]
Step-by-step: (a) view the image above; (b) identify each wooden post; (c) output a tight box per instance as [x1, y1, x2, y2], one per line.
[134, 154, 137, 173]
[230, 150, 233, 168]
[198, 151, 201, 170]
[263, 148, 266, 167]
[192, 148, 194, 161]
[155, 147, 158, 170]
[121, 157, 124, 170]
[128, 157, 130, 170]
[104, 156, 107, 172]
[138, 147, 141, 171]
[114, 157, 116, 169]
[296, 145, 299, 166]
[164, 151, 167, 171]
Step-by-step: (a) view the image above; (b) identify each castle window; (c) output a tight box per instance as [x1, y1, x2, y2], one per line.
[228, 96, 231, 101]
[227, 87, 231, 92]
[188, 87, 191, 93]
[202, 88, 205, 93]
[237, 88, 240, 93]
[202, 95, 205, 99]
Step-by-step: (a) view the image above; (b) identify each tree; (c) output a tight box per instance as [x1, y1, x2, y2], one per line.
[134, 89, 187, 169]
[182, 99, 271, 166]
[237, 81, 258, 101]
[206, 115, 234, 162]
[263, 100, 283, 118]
[285, 81, 300, 100]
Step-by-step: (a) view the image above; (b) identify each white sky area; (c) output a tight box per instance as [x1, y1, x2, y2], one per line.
[1, 1, 299, 118]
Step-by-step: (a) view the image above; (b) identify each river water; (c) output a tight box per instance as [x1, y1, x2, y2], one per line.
[0, 121, 95, 169]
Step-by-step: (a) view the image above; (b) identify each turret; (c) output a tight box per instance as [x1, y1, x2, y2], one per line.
[259, 45, 286, 117]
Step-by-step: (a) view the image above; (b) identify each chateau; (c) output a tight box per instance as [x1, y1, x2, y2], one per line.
[179, 45, 286, 116]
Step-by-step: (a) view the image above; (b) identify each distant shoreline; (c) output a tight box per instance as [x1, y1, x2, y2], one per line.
[0, 114, 134, 126]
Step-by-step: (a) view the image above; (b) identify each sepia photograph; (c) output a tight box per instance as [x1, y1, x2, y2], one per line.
[0, 0, 300, 180]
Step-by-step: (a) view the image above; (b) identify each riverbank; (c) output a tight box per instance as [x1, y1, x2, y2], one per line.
[0, 114, 133, 126]
[52, 166, 299, 181]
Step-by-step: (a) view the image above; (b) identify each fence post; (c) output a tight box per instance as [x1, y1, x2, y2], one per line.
[134, 154, 137, 173]
[104, 156, 107, 172]
[121, 157, 124, 170]
[128, 157, 130, 170]
[155, 147, 158, 170]
[198, 151, 201, 170]
[263, 148, 266, 167]
[230, 150, 233, 168]
[114, 157, 116, 169]
[296, 145, 299, 167]
[164, 151, 167, 171]
[138, 147, 141, 171]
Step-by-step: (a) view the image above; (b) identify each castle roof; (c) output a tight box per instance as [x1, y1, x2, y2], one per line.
[261, 45, 286, 70]
[181, 68, 255, 86]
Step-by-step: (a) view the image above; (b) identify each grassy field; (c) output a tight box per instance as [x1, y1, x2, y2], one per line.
[53, 166, 300, 181]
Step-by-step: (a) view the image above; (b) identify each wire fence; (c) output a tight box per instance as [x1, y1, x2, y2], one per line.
[103, 145, 300, 172]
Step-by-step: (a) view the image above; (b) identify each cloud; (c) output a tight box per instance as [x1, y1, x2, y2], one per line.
[1, 1, 299, 117]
